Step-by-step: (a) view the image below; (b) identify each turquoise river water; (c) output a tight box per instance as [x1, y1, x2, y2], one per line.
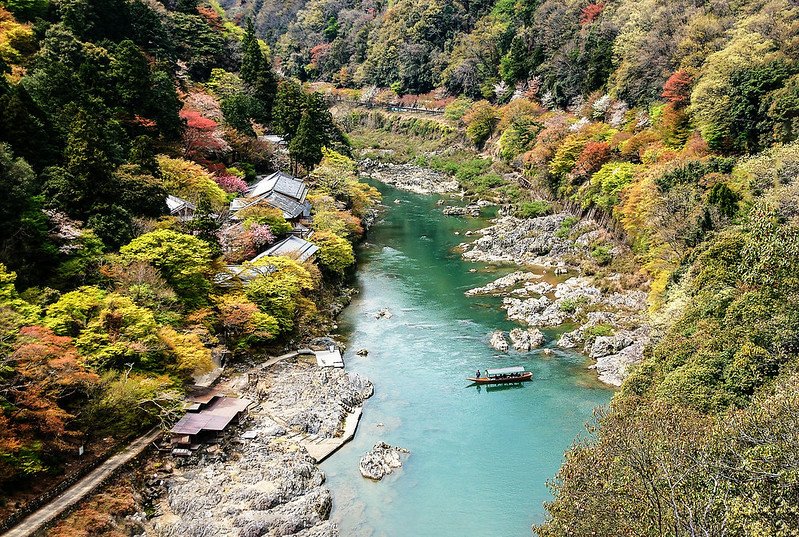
[321, 182, 612, 536]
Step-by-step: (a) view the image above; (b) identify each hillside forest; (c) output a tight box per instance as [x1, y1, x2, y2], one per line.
[224, 0, 799, 534]
[1, 0, 799, 535]
[0, 0, 380, 503]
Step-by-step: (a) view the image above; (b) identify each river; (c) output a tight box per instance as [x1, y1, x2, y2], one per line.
[322, 181, 612, 536]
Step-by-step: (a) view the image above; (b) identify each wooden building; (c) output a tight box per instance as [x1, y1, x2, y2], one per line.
[170, 395, 252, 447]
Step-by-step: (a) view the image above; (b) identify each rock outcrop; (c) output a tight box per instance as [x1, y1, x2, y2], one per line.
[489, 331, 509, 352]
[152, 442, 334, 537]
[359, 442, 410, 480]
[509, 328, 545, 351]
[359, 160, 459, 194]
[460, 212, 652, 386]
[148, 363, 374, 536]
[462, 214, 576, 265]
[465, 271, 541, 296]
[585, 327, 650, 386]
[443, 205, 481, 217]
[253, 365, 374, 438]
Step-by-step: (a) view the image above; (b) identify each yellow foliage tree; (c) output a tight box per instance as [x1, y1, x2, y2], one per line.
[156, 155, 229, 209]
[157, 326, 214, 377]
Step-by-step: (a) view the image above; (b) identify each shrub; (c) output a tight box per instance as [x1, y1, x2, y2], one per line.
[444, 96, 473, 121]
[515, 200, 553, 218]
[309, 230, 355, 275]
[555, 216, 579, 238]
[119, 230, 213, 307]
[237, 204, 293, 235]
[590, 244, 613, 265]
[584, 323, 614, 337]
[463, 101, 499, 148]
[578, 162, 638, 211]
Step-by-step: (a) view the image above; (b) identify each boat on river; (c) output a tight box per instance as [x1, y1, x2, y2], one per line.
[467, 366, 533, 384]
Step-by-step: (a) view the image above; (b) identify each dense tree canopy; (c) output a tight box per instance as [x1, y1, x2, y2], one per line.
[0, 0, 369, 498]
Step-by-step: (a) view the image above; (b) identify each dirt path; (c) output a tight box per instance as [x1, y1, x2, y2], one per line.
[2, 429, 161, 537]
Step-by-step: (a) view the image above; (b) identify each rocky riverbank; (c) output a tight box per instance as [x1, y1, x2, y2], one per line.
[462, 211, 650, 386]
[145, 360, 373, 537]
[359, 159, 459, 194]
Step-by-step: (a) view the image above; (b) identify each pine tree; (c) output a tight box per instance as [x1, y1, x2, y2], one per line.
[272, 80, 305, 139]
[289, 110, 325, 173]
[240, 18, 277, 123]
[240, 19, 263, 86]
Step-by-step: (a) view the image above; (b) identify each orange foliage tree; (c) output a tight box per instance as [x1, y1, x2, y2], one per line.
[0, 326, 99, 486]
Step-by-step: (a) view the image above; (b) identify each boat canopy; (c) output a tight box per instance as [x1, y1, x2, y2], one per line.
[486, 366, 525, 376]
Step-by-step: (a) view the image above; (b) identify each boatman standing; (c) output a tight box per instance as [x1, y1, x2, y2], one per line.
[475, 369, 481, 378]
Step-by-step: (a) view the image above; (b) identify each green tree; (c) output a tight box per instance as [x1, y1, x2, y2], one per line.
[147, 70, 183, 139]
[240, 18, 264, 86]
[119, 230, 213, 307]
[44, 286, 107, 337]
[0, 144, 58, 284]
[74, 293, 161, 370]
[463, 101, 499, 148]
[244, 256, 315, 333]
[240, 18, 277, 123]
[272, 79, 305, 139]
[289, 109, 325, 172]
[110, 39, 150, 110]
[0, 263, 41, 352]
[310, 230, 355, 275]
[220, 93, 260, 134]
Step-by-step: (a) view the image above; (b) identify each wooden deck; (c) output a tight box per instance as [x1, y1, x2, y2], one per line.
[293, 407, 363, 463]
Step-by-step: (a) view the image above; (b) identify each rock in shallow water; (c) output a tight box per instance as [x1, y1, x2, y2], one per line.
[374, 308, 393, 319]
[489, 330, 509, 352]
[509, 328, 545, 351]
[443, 205, 481, 217]
[359, 442, 410, 480]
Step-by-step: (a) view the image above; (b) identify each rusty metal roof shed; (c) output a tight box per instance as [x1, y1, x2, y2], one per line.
[170, 397, 252, 436]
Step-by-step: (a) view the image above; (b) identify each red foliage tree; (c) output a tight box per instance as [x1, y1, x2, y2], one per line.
[580, 3, 605, 25]
[662, 70, 694, 108]
[180, 107, 224, 157]
[197, 6, 222, 28]
[309, 43, 332, 70]
[572, 141, 611, 178]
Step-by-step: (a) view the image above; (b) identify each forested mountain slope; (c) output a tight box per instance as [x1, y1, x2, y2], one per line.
[0, 0, 376, 511]
[1, 0, 798, 533]
[218, 0, 310, 45]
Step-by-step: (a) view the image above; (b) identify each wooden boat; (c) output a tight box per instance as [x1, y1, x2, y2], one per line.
[467, 366, 533, 385]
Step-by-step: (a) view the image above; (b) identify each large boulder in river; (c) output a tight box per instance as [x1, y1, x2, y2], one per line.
[443, 205, 481, 217]
[509, 328, 545, 351]
[489, 331, 509, 352]
[359, 442, 410, 480]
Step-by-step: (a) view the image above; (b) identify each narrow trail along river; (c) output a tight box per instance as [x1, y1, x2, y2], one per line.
[322, 182, 612, 537]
